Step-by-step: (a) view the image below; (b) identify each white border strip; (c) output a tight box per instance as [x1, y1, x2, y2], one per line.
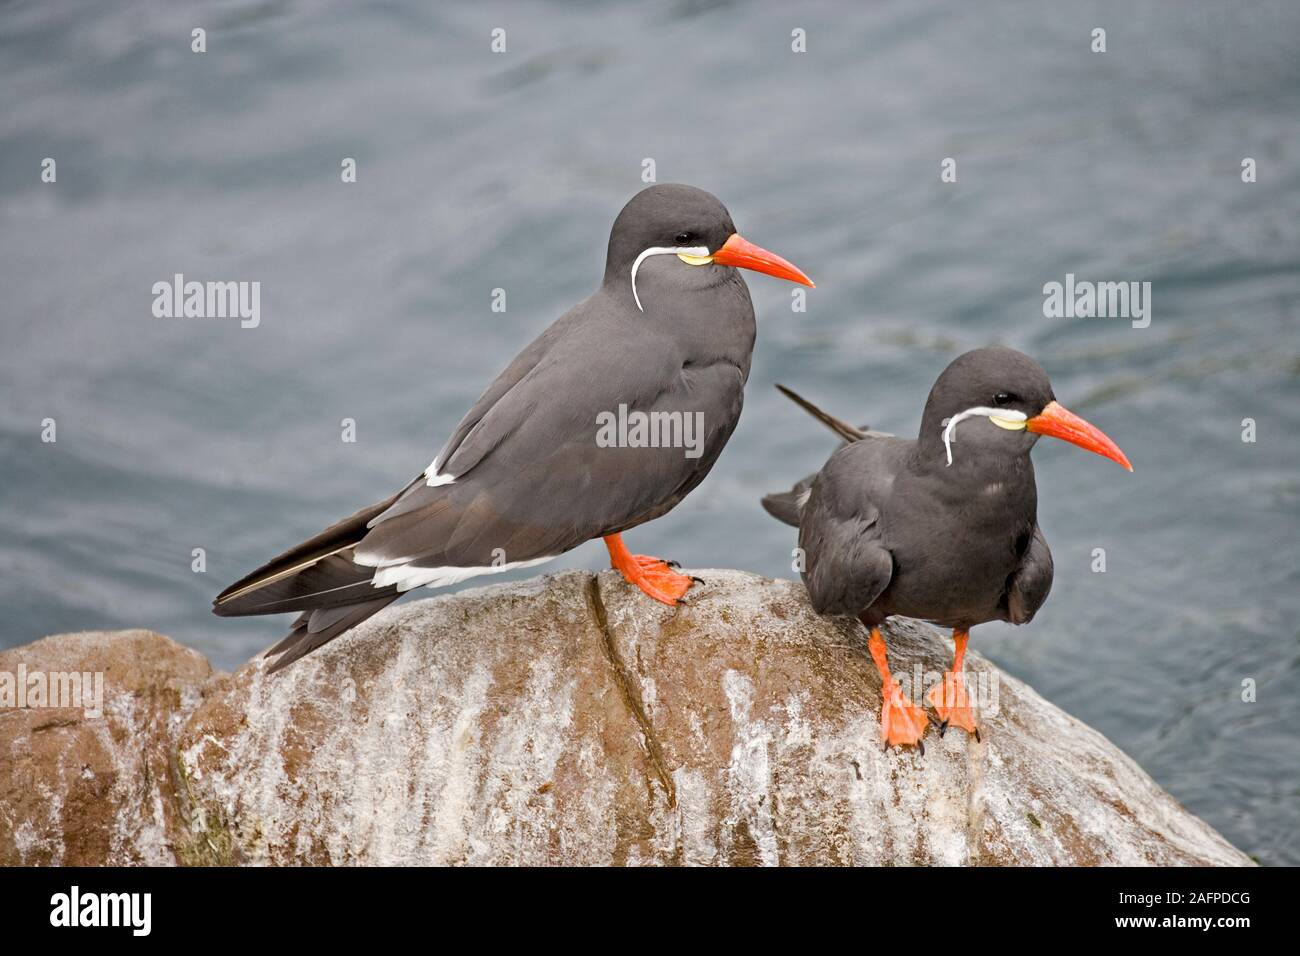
[630, 245, 710, 312]
[941, 406, 1027, 466]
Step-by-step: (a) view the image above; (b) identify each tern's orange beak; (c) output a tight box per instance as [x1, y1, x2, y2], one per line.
[1026, 401, 1133, 471]
[710, 234, 814, 287]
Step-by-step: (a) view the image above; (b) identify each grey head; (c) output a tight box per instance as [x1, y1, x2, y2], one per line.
[601, 183, 813, 313]
[917, 347, 1132, 472]
[917, 347, 1053, 466]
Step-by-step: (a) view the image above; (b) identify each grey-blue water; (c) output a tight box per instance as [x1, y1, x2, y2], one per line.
[2, 1, 1297, 864]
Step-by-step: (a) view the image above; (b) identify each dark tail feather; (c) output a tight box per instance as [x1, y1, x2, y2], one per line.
[760, 472, 816, 527]
[213, 479, 416, 616]
[214, 552, 388, 617]
[214, 478, 421, 671]
[774, 384, 868, 443]
[761, 491, 803, 527]
[762, 385, 870, 528]
[264, 595, 399, 673]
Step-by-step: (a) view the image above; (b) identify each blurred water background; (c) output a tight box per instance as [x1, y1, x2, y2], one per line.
[2, 0, 1297, 863]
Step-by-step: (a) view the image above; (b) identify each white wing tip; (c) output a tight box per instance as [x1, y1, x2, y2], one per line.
[371, 555, 558, 592]
[424, 460, 455, 486]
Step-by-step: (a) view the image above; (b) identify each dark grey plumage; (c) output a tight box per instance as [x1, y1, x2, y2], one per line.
[764, 348, 1058, 631]
[216, 184, 777, 670]
[765, 348, 1132, 749]
[760, 384, 870, 526]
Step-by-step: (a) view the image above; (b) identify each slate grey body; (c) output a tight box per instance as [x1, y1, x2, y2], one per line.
[764, 348, 1057, 631]
[360, 271, 753, 567]
[216, 185, 761, 669]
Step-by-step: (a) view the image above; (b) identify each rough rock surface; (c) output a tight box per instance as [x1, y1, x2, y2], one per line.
[0, 630, 211, 865]
[3, 571, 1250, 866]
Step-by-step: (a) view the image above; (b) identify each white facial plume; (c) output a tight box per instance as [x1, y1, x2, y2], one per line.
[630, 245, 711, 312]
[940, 406, 1028, 466]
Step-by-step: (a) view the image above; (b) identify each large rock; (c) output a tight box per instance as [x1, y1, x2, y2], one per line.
[2, 571, 1250, 866]
[0, 630, 210, 865]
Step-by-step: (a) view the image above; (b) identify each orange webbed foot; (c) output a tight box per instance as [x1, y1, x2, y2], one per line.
[928, 671, 979, 739]
[881, 679, 929, 751]
[625, 554, 694, 605]
[604, 534, 696, 606]
[866, 625, 928, 752]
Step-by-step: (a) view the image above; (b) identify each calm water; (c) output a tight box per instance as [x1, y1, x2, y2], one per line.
[2, 1, 1297, 864]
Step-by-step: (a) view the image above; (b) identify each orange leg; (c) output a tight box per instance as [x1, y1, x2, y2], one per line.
[867, 627, 928, 751]
[603, 533, 695, 606]
[927, 628, 979, 739]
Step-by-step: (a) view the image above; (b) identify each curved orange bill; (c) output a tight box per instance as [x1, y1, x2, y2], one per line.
[1026, 401, 1133, 472]
[711, 233, 814, 287]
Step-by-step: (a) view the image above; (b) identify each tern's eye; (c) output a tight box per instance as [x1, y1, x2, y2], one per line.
[674, 232, 693, 245]
[993, 392, 1015, 406]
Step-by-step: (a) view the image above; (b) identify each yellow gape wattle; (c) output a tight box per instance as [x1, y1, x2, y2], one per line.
[989, 415, 1028, 431]
[676, 252, 713, 266]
